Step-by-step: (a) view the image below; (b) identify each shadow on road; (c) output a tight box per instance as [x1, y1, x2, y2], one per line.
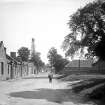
[9, 88, 89, 104]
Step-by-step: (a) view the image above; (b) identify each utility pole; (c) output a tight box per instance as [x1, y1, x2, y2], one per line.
[78, 59, 80, 70]
[78, 48, 82, 70]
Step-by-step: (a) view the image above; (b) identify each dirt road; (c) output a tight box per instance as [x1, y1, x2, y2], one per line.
[0, 73, 94, 105]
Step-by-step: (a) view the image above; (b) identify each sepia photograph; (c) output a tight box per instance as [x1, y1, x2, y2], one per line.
[0, 0, 105, 105]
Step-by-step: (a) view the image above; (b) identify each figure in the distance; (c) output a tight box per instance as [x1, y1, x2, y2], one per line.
[48, 72, 53, 83]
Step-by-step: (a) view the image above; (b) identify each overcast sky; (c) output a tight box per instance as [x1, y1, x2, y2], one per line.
[0, 0, 94, 63]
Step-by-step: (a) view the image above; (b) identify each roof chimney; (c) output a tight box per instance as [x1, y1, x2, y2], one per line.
[10, 52, 16, 58]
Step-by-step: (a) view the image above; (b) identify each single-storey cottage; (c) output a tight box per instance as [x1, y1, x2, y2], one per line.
[0, 41, 36, 80]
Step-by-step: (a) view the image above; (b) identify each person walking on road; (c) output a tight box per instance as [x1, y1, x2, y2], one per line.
[48, 72, 53, 83]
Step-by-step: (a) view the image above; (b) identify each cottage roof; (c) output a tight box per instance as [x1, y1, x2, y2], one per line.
[6, 54, 21, 64]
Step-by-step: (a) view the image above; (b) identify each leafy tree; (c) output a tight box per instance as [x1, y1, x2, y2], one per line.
[47, 47, 57, 67]
[18, 47, 30, 61]
[47, 47, 69, 73]
[53, 54, 69, 73]
[30, 52, 45, 73]
[62, 0, 105, 61]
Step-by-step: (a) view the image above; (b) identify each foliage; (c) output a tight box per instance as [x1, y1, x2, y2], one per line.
[62, 0, 105, 61]
[54, 55, 69, 73]
[47, 47, 69, 73]
[30, 52, 45, 71]
[47, 47, 57, 67]
[18, 47, 30, 61]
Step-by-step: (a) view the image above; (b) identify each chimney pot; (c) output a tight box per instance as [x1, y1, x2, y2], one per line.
[10, 52, 16, 58]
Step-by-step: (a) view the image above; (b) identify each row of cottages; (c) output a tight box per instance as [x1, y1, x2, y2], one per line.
[0, 41, 36, 80]
[65, 59, 105, 74]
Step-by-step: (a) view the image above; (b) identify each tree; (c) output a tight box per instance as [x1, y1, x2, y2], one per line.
[47, 47, 69, 73]
[53, 54, 69, 73]
[30, 52, 45, 73]
[62, 0, 105, 61]
[47, 47, 57, 67]
[18, 47, 30, 61]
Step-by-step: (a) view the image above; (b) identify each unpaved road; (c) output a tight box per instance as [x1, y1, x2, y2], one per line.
[0, 73, 94, 105]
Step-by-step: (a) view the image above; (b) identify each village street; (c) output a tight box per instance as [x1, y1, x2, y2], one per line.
[0, 72, 94, 105]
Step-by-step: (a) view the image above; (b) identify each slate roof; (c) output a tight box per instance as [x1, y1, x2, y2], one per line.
[6, 54, 22, 65]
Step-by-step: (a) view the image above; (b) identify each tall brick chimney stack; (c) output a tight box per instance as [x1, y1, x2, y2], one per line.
[10, 52, 16, 58]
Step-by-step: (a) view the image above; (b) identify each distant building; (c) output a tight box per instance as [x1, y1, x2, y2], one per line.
[92, 60, 105, 70]
[28, 62, 36, 74]
[65, 59, 93, 71]
[0, 41, 8, 80]
[64, 59, 105, 74]
[66, 60, 92, 68]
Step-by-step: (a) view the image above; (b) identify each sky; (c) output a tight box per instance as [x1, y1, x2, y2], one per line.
[0, 0, 94, 64]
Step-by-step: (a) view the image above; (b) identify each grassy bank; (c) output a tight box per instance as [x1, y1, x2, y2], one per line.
[58, 73, 105, 105]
